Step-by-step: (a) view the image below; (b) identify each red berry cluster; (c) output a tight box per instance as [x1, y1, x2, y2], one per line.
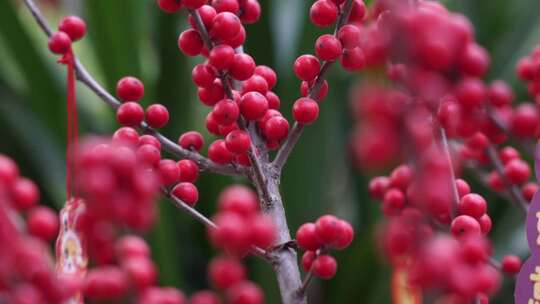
[208, 185, 275, 255]
[517, 46, 540, 103]
[295, 215, 354, 280]
[48, 16, 86, 55]
[0, 155, 74, 303]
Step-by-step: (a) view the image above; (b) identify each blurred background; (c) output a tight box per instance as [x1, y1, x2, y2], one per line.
[1, 0, 538, 302]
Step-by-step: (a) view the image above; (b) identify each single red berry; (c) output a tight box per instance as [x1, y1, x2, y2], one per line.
[210, 12, 241, 40]
[488, 80, 513, 107]
[511, 103, 539, 137]
[113, 127, 140, 146]
[340, 47, 365, 71]
[198, 79, 225, 106]
[145, 104, 170, 129]
[122, 257, 157, 289]
[301, 251, 316, 272]
[455, 179, 471, 198]
[222, 25, 246, 48]
[83, 266, 128, 300]
[230, 53, 256, 81]
[218, 185, 259, 217]
[293, 97, 319, 124]
[192, 64, 217, 88]
[479, 214, 492, 234]
[11, 178, 39, 210]
[315, 215, 341, 245]
[504, 159, 531, 185]
[296, 222, 322, 251]
[451, 215, 481, 238]
[178, 29, 204, 56]
[249, 215, 275, 249]
[189, 5, 217, 30]
[455, 78, 486, 109]
[516, 57, 535, 80]
[178, 131, 204, 152]
[159, 159, 181, 186]
[172, 182, 199, 206]
[368, 176, 390, 200]
[240, 0, 261, 24]
[310, 0, 338, 27]
[389, 165, 412, 190]
[300, 79, 329, 102]
[337, 24, 361, 49]
[501, 255, 521, 275]
[315, 34, 343, 61]
[294, 55, 321, 81]
[157, 0, 183, 13]
[331, 220, 354, 250]
[209, 256, 246, 289]
[213, 99, 240, 126]
[212, 0, 240, 14]
[266, 91, 281, 110]
[313, 255, 337, 279]
[225, 130, 251, 154]
[178, 159, 199, 183]
[48, 32, 72, 54]
[242, 75, 269, 95]
[0, 155, 19, 186]
[263, 116, 289, 141]
[206, 112, 221, 136]
[139, 135, 161, 149]
[208, 140, 234, 164]
[209, 44, 236, 70]
[254, 65, 277, 89]
[115, 235, 151, 259]
[116, 76, 144, 102]
[117, 102, 144, 127]
[460, 43, 490, 77]
[27, 206, 59, 241]
[226, 281, 264, 304]
[183, 0, 206, 9]
[522, 182, 538, 201]
[190, 291, 221, 304]
[240, 92, 269, 120]
[58, 16, 86, 41]
[382, 188, 406, 214]
[136, 144, 161, 167]
[458, 193, 487, 219]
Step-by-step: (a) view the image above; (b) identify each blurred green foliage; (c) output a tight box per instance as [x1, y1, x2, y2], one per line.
[0, 0, 537, 302]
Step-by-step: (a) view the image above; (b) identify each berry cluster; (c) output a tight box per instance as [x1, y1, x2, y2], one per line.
[517, 46, 540, 103]
[295, 215, 354, 280]
[48, 16, 86, 55]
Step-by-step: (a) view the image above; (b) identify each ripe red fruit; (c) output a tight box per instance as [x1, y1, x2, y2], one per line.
[504, 159, 531, 185]
[189, 5, 217, 30]
[240, 0, 261, 24]
[340, 47, 366, 71]
[178, 29, 204, 56]
[210, 12, 241, 40]
[225, 130, 252, 154]
[488, 80, 513, 107]
[249, 215, 275, 249]
[458, 193, 487, 219]
[178, 159, 199, 183]
[315, 215, 341, 245]
[84, 266, 129, 300]
[192, 64, 216, 88]
[208, 139, 234, 164]
[206, 112, 221, 135]
[209, 44, 236, 70]
[382, 188, 406, 214]
[115, 235, 151, 259]
[145, 104, 170, 129]
[479, 214, 492, 234]
[178, 131, 204, 152]
[294, 55, 321, 81]
[266, 91, 281, 109]
[292, 97, 319, 124]
[501, 255, 521, 275]
[190, 291, 221, 304]
[136, 144, 161, 167]
[315, 34, 343, 61]
[213, 99, 240, 126]
[210, 212, 250, 253]
[58, 16, 86, 41]
[122, 257, 157, 289]
[242, 75, 269, 95]
[172, 182, 199, 206]
[137, 287, 186, 304]
[183, 0, 206, 9]
[240, 92, 269, 120]
[511, 103, 539, 137]
[140, 135, 161, 149]
[332, 220, 354, 249]
[117, 102, 144, 126]
[230, 53, 256, 81]
[0, 155, 19, 186]
[48, 31, 72, 54]
[116, 76, 144, 102]
[460, 43, 490, 77]
[264, 116, 289, 141]
[11, 178, 39, 210]
[218, 185, 259, 217]
[313, 255, 337, 279]
[368, 176, 390, 200]
[522, 182, 538, 201]
[198, 79, 225, 106]
[455, 179, 471, 198]
[451, 215, 482, 238]
[301, 251, 316, 272]
[309, 0, 338, 27]
[27, 206, 59, 241]
[159, 159, 181, 186]
[455, 78, 486, 109]
[113, 127, 140, 146]
[226, 281, 264, 304]
[337, 24, 361, 49]
[300, 80, 329, 101]
[254, 65, 277, 89]
[212, 0, 240, 14]
[296, 222, 322, 251]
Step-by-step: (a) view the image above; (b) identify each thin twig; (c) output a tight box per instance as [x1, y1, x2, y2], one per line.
[273, 0, 354, 172]
[439, 127, 460, 218]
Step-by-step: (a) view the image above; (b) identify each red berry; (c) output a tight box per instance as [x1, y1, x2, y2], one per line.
[210, 212, 250, 253]
[301, 251, 316, 272]
[206, 112, 221, 135]
[117, 102, 144, 126]
[178, 29, 204, 56]
[348, 0, 366, 22]
[240, 0, 261, 24]
[122, 257, 157, 289]
[382, 188, 406, 214]
[254, 65, 277, 89]
[315, 215, 341, 245]
[190, 291, 221, 304]
[337, 24, 361, 49]
[240, 92, 269, 120]
[522, 182, 538, 201]
[116, 76, 144, 102]
[294, 55, 321, 81]
[189, 5, 217, 30]
[212, 0, 240, 14]
[249, 215, 275, 249]
[178, 159, 199, 183]
[136, 144, 161, 167]
[264, 116, 289, 141]
[192, 64, 217, 88]
[266, 91, 281, 109]
[172, 182, 199, 206]
[455, 179, 471, 198]
[455, 78, 486, 109]
[309, 0, 338, 27]
[313, 255, 337, 279]
[198, 79, 225, 106]
[208, 140, 234, 164]
[451, 215, 481, 238]
[84, 266, 128, 300]
[159, 159, 181, 186]
[340, 47, 365, 71]
[210, 12, 241, 40]
[292, 97, 319, 124]
[138, 287, 186, 304]
[113, 127, 140, 146]
[331, 220, 354, 250]
[58, 16, 86, 41]
[0, 155, 19, 186]
[511, 103, 539, 137]
[11, 178, 39, 210]
[115, 235, 151, 259]
[296, 222, 322, 251]
[178, 131, 204, 152]
[504, 159, 531, 184]
[183, 0, 206, 9]
[230, 53, 256, 81]
[501, 255, 521, 275]
[488, 80, 513, 107]
[209, 44, 236, 70]
[368, 176, 390, 200]
[458, 193, 487, 219]
[242, 75, 269, 95]
[226, 281, 264, 304]
[225, 130, 251, 154]
[145, 104, 170, 129]
[48, 32, 72, 54]
[140, 135, 161, 149]
[300, 80, 329, 102]
[315, 34, 343, 61]
[27, 206, 59, 241]
[213, 99, 240, 126]
[218, 185, 259, 217]
[479, 214, 492, 234]
[460, 43, 490, 77]
[222, 25, 246, 48]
